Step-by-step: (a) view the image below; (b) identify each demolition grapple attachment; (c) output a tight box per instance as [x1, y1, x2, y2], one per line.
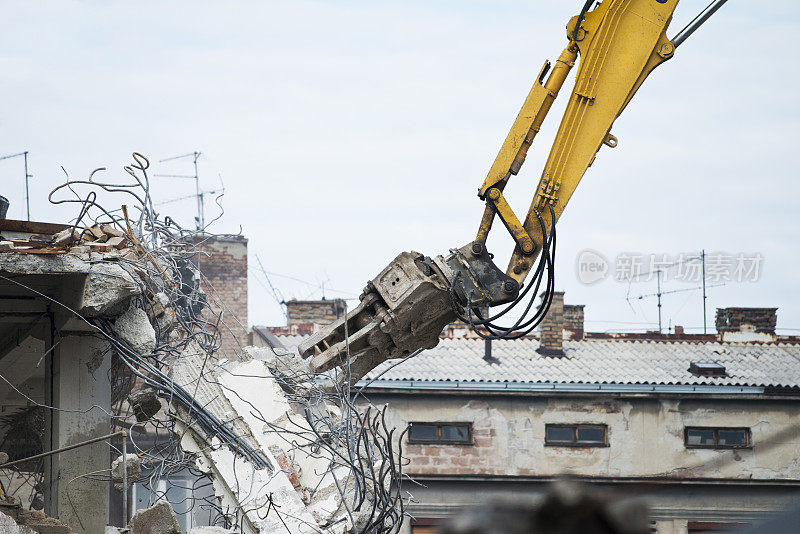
[297, 243, 519, 384]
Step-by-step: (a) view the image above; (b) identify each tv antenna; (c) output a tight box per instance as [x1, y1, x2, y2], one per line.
[155, 151, 213, 231]
[0, 151, 32, 220]
[627, 279, 724, 334]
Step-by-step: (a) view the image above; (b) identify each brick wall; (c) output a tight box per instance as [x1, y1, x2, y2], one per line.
[191, 235, 248, 359]
[403, 401, 498, 477]
[715, 307, 777, 334]
[538, 292, 564, 355]
[563, 304, 585, 340]
[286, 299, 346, 326]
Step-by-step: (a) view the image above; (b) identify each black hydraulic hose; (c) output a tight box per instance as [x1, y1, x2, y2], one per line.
[572, 0, 595, 42]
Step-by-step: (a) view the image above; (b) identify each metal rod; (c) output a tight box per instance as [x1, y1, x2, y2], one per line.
[657, 270, 662, 334]
[23, 151, 30, 221]
[0, 151, 32, 220]
[0, 430, 125, 470]
[673, 0, 729, 48]
[122, 431, 128, 528]
[157, 151, 204, 230]
[193, 151, 203, 230]
[702, 249, 707, 334]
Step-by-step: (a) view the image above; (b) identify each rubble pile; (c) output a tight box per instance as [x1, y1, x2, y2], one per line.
[172, 344, 404, 533]
[0, 502, 72, 534]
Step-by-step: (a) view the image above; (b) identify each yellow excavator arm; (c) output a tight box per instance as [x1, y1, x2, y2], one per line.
[480, 0, 688, 284]
[299, 0, 729, 383]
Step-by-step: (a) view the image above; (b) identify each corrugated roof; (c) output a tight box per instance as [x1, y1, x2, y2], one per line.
[276, 334, 800, 389]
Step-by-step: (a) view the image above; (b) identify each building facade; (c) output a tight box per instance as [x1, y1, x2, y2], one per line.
[269, 296, 800, 534]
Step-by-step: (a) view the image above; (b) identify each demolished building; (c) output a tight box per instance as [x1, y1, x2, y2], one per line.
[0, 155, 406, 533]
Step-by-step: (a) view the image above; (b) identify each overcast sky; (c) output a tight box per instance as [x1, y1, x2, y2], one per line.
[2, 1, 799, 334]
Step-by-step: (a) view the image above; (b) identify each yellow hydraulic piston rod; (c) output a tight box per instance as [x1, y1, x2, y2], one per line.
[472, 0, 728, 285]
[475, 43, 578, 249]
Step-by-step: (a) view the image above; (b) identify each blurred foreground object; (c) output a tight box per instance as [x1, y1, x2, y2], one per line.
[440, 479, 649, 534]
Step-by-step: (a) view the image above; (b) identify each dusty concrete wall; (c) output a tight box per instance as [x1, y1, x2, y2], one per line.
[192, 236, 248, 359]
[49, 334, 111, 533]
[371, 393, 800, 480]
[371, 392, 800, 534]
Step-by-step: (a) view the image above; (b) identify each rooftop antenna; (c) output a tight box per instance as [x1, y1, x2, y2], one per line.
[656, 270, 662, 333]
[0, 151, 32, 221]
[701, 249, 708, 334]
[156, 151, 205, 230]
[628, 281, 725, 334]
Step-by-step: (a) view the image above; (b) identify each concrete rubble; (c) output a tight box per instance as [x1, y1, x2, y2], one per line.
[111, 453, 142, 491]
[0, 503, 73, 534]
[112, 305, 157, 356]
[172, 345, 385, 534]
[128, 388, 163, 422]
[0, 513, 37, 534]
[129, 501, 181, 534]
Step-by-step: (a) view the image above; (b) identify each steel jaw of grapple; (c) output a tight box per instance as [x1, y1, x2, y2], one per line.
[297, 243, 519, 385]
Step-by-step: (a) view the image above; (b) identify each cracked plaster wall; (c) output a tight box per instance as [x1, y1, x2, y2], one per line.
[372, 394, 800, 480]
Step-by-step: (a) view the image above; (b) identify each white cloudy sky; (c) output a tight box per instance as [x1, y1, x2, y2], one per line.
[1, 1, 798, 333]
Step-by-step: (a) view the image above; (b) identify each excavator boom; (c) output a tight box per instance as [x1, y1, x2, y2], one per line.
[299, 0, 729, 384]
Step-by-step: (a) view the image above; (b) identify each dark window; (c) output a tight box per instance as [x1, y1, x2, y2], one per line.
[441, 425, 470, 442]
[408, 424, 438, 442]
[408, 423, 472, 445]
[685, 427, 750, 449]
[686, 428, 715, 446]
[545, 424, 607, 447]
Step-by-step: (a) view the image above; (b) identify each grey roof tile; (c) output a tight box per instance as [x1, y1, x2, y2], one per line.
[277, 334, 800, 388]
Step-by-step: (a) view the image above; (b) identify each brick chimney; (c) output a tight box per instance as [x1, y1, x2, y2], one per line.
[190, 235, 248, 360]
[563, 304, 585, 340]
[716, 307, 777, 334]
[537, 291, 564, 356]
[715, 307, 777, 342]
[286, 298, 346, 326]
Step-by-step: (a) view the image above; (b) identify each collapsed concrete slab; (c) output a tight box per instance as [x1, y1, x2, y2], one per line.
[172, 345, 398, 533]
